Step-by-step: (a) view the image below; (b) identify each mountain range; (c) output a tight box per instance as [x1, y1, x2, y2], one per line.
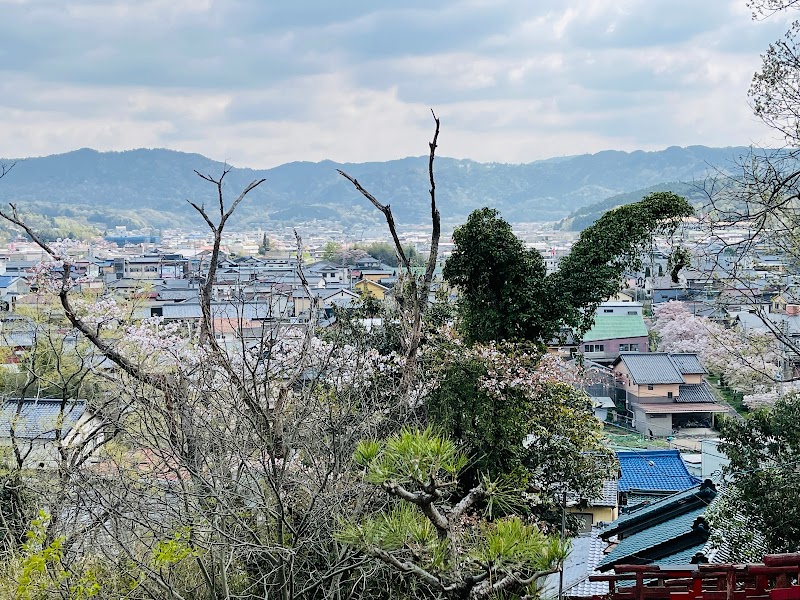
[0, 145, 754, 232]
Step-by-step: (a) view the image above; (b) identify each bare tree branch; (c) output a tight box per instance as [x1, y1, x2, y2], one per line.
[0, 161, 15, 180]
[187, 172, 265, 343]
[338, 112, 442, 402]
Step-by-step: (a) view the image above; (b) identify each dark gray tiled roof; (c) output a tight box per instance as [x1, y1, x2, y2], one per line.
[598, 506, 706, 569]
[0, 399, 86, 440]
[658, 543, 706, 564]
[671, 354, 707, 375]
[605, 484, 715, 536]
[617, 353, 685, 384]
[594, 479, 619, 507]
[677, 382, 716, 403]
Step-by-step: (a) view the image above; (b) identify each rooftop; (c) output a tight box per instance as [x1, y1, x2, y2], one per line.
[676, 383, 716, 403]
[583, 315, 648, 342]
[0, 399, 87, 440]
[670, 353, 707, 375]
[615, 353, 685, 385]
[617, 449, 701, 492]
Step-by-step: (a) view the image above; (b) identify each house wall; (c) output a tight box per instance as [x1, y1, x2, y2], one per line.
[124, 262, 162, 280]
[583, 336, 649, 363]
[0, 414, 102, 470]
[700, 439, 729, 481]
[0, 439, 61, 469]
[614, 362, 680, 398]
[567, 505, 618, 528]
[632, 407, 673, 437]
[293, 296, 311, 317]
[635, 383, 680, 398]
[597, 303, 642, 316]
[354, 281, 386, 300]
[653, 290, 688, 304]
[613, 362, 636, 394]
[682, 373, 703, 384]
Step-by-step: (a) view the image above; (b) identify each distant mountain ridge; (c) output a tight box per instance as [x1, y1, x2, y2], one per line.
[0, 145, 754, 230]
[557, 181, 714, 231]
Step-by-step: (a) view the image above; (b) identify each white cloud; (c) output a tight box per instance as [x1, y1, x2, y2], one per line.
[0, 0, 793, 166]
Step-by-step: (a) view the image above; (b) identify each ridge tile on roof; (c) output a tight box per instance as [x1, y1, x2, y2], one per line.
[598, 506, 707, 569]
[603, 483, 715, 537]
[617, 353, 685, 385]
[670, 353, 707, 375]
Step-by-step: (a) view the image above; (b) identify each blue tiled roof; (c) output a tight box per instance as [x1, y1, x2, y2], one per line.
[0, 399, 86, 440]
[0, 275, 19, 288]
[617, 450, 701, 492]
[598, 506, 706, 569]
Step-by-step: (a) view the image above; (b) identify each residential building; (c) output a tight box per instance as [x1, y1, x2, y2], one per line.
[612, 353, 728, 437]
[581, 303, 649, 364]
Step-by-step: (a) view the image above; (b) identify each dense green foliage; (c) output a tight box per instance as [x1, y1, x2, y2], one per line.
[357, 241, 424, 267]
[339, 427, 569, 599]
[716, 393, 800, 553]
[559, 181, 711, 231]
[0, 474, 33, 556]
[444, 192, 693, 343]
[443, 208, 550, 344]
[425, 341, 617, 529]
[551, 191, 694, 334]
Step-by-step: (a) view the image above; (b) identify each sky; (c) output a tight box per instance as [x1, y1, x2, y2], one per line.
[0, 0, 794, 168]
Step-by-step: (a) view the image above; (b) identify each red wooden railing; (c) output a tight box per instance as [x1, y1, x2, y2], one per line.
[588, 553, 800, 600]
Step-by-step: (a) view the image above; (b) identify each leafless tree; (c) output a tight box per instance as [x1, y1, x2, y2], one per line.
[337, 111, 441, 402]
[0, 168, 417, 599]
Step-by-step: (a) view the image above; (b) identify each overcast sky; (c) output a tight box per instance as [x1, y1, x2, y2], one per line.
[0, 0, 793, 167]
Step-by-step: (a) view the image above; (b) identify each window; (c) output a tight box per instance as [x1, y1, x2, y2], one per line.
[627, 310, 638, 315]
[667, 391, 674, 399]
[603, 309, 613, 313]
[647, 384, 654, 390]
[584, 344, 605, 352]
[619, 344, 640, 352]
[573, 513, 593, 533]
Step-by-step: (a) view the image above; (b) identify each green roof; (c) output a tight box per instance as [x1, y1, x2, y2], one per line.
[583, 315, 647, 342]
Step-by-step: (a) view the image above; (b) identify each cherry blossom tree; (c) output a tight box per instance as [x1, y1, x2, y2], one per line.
[653, 301, 782, 396]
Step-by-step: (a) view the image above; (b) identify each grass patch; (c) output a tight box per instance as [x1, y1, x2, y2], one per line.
[603, 423, 670, 449]
[707, 374, 749, 415]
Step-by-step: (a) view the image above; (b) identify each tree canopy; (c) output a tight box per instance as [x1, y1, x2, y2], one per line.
[424, 339, 616, 529]
[442, 207, 550, 344]
[716, 392, 800, 553]
[444, 192, 693, 344]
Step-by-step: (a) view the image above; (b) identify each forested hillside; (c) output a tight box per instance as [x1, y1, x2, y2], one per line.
[0, 145, 750, 229]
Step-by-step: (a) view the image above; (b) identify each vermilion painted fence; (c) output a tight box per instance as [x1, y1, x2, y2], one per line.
[588, 554, 800, 600]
